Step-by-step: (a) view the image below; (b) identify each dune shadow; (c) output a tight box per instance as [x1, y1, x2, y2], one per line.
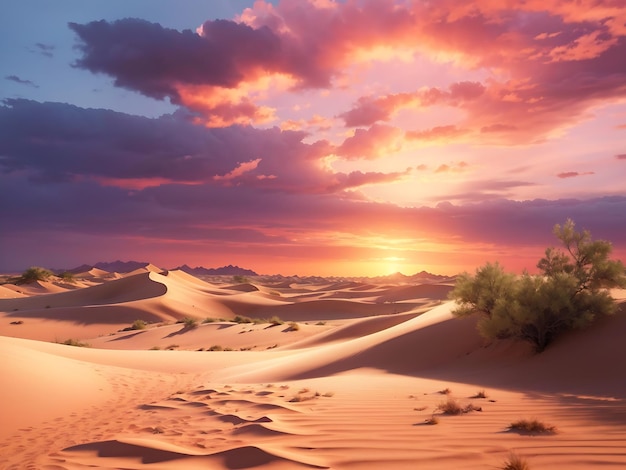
[108, 331, 146, 342]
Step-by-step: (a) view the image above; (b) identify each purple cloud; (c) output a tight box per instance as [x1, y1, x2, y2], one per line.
[5, 75, 38, 88]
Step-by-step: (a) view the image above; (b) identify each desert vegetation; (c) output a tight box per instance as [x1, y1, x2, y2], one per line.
[508, 418, 557, 435]
[17, 266, 54, 284]
[501, 453, 531, 470]
[450, 219, 626, 352]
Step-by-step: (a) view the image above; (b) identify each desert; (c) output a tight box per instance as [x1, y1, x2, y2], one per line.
[1, 263, 625, 469]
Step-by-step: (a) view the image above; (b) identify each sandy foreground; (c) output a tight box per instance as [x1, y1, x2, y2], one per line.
[0, 268, 625, 469]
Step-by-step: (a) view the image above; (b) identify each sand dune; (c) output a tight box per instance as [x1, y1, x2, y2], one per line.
[1, 271, 625, 469]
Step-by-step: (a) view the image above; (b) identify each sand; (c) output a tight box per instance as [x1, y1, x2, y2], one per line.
[1, 268, 625, 469]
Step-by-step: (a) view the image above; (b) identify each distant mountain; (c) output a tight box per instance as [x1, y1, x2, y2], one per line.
[174, 264, 258, 277]
[94, 261, 156, 273]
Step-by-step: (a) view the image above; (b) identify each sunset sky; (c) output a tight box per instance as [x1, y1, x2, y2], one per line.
[1, 0, 625, 276]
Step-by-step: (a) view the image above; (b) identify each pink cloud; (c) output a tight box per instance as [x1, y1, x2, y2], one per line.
[616, 154, 626, 160]
[336, 124, 404, 160]
[339, 83, 484, 128]
[406, 125, 468, 141]
[556, 171, 595, 178]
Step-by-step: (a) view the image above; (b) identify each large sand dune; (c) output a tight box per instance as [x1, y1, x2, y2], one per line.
[1, 269, 625, 469]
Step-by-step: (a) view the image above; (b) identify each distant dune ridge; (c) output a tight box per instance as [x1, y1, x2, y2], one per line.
[0, 265, 625, 469]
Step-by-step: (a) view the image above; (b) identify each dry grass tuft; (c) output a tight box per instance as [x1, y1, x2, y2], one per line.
[438, 387, 452, 395]
[424, 416, 439, 425]
[508, 418, 557, 434]
[436, 398, 481, 415]
[471, 389, 488, 399]
[501, 452, 530, 470]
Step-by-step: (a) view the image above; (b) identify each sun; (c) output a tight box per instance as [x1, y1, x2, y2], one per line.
[380, 257, 405, 275]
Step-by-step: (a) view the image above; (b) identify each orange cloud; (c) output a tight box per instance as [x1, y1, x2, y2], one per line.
[336, 124, 404, 160]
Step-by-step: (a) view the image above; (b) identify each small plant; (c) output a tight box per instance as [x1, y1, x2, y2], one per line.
[181, 317, 199, 329]
[438, 388, 452, 395]
[131, 319, 148, 330]
[315, 321, 326, 326]
[269, 316, 284, 326]
[436, 398, 480, 415]
[287, 321, 300, 331]
[424, 416, 439, 425]
[149, 346, 161, 350]
[203, 317, 217, 323]
[10, 320, 24, 325]
[471, 390, 488, 399]
[59, 338, 90, 347]
[234, 315, 252, 324]
[508, 419, 557, 434]
[208, 345, 223, 351]
[501, 453, 530, 470]
[57, 271, 76, 283]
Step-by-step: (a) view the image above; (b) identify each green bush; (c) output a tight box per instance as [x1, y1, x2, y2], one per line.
[18, 266, 54, 284]
[450, 219, 626, 352]
[57, 271, 76, 283]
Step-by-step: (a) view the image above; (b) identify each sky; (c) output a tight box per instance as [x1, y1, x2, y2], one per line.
[1, 0, 625, 276]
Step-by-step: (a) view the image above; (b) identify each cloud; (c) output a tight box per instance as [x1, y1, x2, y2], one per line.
[34, 42, 55, 58]
[336, 124, 404, 160]
[339, 83, 485, 128]
[69, 19, 282, 99]
[68, 2, 626, 140]
[616, 154, 626, 160]
[2, 160, 624, 273]
[406, 125, 468, 141]
[556, 171, 595, 178]
[5, 75, 38, 88]
[0, 99, 405, 195]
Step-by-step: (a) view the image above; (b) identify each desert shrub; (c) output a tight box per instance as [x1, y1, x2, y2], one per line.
[288, 321, 300, 331]
[269, 316, 284, 326]
[57, 271, 76, 283]
[18, 266, 54, 284]
[450, 219, 626, 352]
[438, 388, 452, 395]
[501, 453, 530, 470]
[203, 317, 217, 323]
[508, 418, 556, 434]
[436, 398, 463, 415]
[424, 416, 439, 425]
[180, 317, 199, 329]
[208, 345, 223, 351]
[131, 319, 148, 330]
[59, 338, 90, 347]
[233, 315, 252, 324]
[436, 398, 480, 415]
[471, 390, 488, 399]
